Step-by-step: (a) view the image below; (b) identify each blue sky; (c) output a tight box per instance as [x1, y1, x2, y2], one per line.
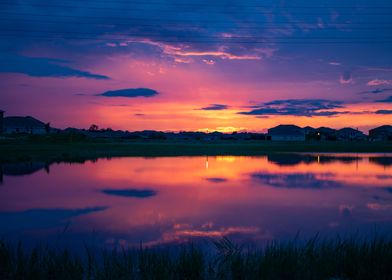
[0, 0, 391, 131]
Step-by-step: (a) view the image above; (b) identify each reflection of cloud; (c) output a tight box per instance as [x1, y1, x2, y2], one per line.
[376, 96, 392, 103]
[367, 203, 392, 211]
[375, 110, 392, 115]
[174, 226, 260, 238]
[101, 189, 157, 198]
[340, 71, 353, 84]
[367, 79, 392, 86]
[97, 88, 159, 98]
[360, 88, 392, 94]
[205, 177, 228, 183]
[251, 172, 342, 189]
[142, 223, 272, 247]
[0, 207, 106, 233]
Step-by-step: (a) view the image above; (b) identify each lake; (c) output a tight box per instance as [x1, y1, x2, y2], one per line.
[1, 153, 391, 250]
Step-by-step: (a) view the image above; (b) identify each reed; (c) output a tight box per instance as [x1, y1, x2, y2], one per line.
[1, 236, 391, 279]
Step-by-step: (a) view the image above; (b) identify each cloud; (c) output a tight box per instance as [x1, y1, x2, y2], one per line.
[375, 110, 392, 114]
[173, 50, 262, 60]
[98, 88, 159, 98]
[0, 54, 109, 79]
[367, 79, 392, 86]
[238, 99, 345, 117]
[339, 71, 353, 84]
[200, 104, 229, 110]
[101, 189, 157, 198]
[376, 96, 392, 103]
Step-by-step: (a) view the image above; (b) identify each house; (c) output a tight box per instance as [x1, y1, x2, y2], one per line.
[268, 125, 305, 141]
[3, 116, 47, 134]
[0, 110, 3, 134]
[316, 127, 338, 141]
[369, 125, 392, 141]
[337, 127, 366, 141]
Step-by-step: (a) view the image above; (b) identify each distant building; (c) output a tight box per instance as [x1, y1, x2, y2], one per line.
[3, 116, 47, 134]
[316, 127, 338, 141]
[337, 127, 366, 141]
[268, 125, 305, 141]
[369, 125, 392, 141]
[0, 110, 3, 134]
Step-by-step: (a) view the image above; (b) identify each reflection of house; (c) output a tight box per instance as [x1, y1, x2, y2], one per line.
[337, 127, 366, 141]
[369, 125, 392, 141]
[3, 116, 47, 134]
[0, 161, 50, 184]
[369, 156, 392, 167]
[268, 125, 305, 141]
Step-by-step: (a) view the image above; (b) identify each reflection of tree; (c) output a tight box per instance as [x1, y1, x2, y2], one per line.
[369, 157, 392, 167]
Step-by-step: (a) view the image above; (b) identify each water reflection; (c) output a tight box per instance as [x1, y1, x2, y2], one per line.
[0, 154, 391, 249]
[101, 189, 157, 198]
[250, 172, 343, 189]
[267, 153, 364, 166]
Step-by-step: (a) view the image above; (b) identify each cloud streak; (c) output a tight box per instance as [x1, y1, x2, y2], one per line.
[199, 104, 229, 110]
[98, 88, 159, 98]
[239, 99, 345, 117]
[0, 54, 109, 80]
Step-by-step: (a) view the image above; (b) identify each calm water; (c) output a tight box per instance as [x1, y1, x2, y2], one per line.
[1, 154, 392, 250]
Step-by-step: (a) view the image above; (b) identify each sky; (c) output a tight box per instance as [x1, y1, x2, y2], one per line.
[0, 0, 392, 132]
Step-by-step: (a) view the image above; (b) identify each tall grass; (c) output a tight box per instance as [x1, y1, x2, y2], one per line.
[1, 236, 391, 280]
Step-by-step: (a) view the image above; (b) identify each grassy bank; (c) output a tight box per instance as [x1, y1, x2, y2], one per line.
[0, 138, 391, 162]
[1, 237, 391, 280]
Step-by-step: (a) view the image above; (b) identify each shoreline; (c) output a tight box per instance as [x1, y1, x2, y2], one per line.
[0, 139, 391, 162]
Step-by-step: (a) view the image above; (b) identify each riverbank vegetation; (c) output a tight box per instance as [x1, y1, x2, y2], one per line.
[1, 236, 391, 280]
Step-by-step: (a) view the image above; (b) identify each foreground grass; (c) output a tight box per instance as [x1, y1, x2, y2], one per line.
[1, 237, 391, 280]
[0, 138, 391, 163]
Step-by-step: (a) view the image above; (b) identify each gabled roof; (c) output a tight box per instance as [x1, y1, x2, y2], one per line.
[338, 127, 364, 134]
[4, 116, 45, 128]
[369, 125, 392, 132]
[268, 124, 304, 135]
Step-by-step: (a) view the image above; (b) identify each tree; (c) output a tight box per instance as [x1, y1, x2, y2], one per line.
[89, 124, 99, 132]
[45, 122, 51, 134]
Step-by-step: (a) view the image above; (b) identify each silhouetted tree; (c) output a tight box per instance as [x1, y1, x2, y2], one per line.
[45, 122, 51, 134]
[89, 124, 99, 132]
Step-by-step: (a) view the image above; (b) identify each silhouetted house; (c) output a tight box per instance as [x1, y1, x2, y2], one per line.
[3, 116, 47, 134]
[316, 127, 338, 141]
[0, 110, 3, 134]
[337, 127, 366, 141]
[369, 125, 392, 141]
[268, 125, 305, 141]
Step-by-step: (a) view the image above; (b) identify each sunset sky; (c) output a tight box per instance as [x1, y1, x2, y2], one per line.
[1, 0, 392, 132]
